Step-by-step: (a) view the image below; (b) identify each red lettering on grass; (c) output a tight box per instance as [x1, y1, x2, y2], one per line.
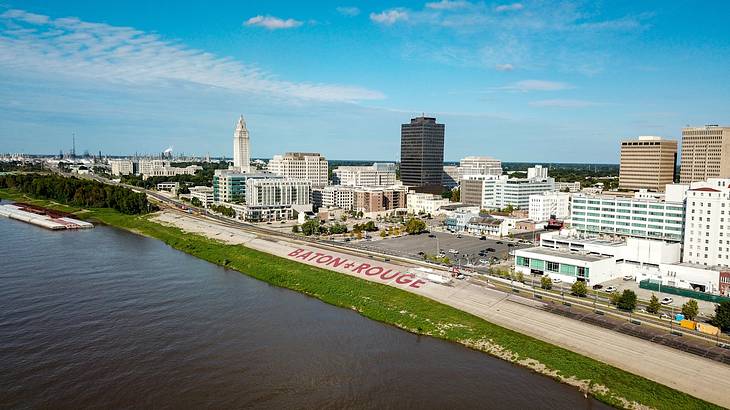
[296, 251, 312, 260]
[410, 279, 427, 289]
[308, 252, 324, 261]
[365, 266, 384, 276]
[395, 274, 414, 285]
[327, 257, 347, 268]
[352, 263, 371, 273]
[380, 270, 400, 280]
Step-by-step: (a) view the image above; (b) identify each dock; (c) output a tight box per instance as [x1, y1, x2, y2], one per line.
[0, 203, 93, 230]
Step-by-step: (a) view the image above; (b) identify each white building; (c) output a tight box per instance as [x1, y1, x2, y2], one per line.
[267, 152, 328, 188]
[189, 186, 214, 207]
[245, 178, 312, 208]
[682, 178, 730, 267]
[212, 169, 273, 203]
[442, 165, 461, 189]
[407, 192, 450, 215]
[485, 175, 555, 210]
[514, 231, 681, 285]
[109, 159, 134, 176]
[529, 192, 571, 222]
[233, 115, 251, 173]
[527, 165, 549, 180]
[459, 156, 502, 177]
[332, 163, 396, 187]
[555, 181, 581, 192]
[570, 184, 687, 243]
[312, 186, 354, 210]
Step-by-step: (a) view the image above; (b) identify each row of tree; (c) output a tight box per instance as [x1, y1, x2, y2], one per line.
[0, 173, 151, 215]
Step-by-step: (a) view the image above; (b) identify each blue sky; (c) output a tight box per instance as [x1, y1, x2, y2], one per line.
[1, 1, 728, 162]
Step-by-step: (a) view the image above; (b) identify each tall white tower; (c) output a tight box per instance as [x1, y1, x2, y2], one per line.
[233, 115, 251, 173]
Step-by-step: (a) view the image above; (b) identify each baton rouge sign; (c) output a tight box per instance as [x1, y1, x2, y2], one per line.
[287, 248, 427, 289]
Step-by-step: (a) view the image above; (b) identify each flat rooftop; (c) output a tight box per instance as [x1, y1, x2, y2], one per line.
[517, 246, 610, 262]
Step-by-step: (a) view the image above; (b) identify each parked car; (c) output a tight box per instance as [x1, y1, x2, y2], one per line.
[417, 251, 425, 256]
[480, 236, 486, 240]
[455, 274, 466, 280]
[661, 297, 674, 305]
[592, 284, 604, 290]
[428, 234, 436, 238]
[551, 277, 562, 284]
[479, 259, 488, 264]
[507, 243, 516, 247]
[622, 275, 634, 281]
[437, 252, 446, 258]
[448, 249, 459, 254]
[496, 241, 503, 244]
[604, 286, 617, 293]
[486, 247, 496, 252]
[456, 234, 462, 238]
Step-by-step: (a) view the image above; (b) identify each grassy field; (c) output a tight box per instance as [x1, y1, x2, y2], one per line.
[0, 188, 721, 410]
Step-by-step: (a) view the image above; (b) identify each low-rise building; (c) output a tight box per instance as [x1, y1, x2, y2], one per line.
[189, 186, 214, 207]
[407, 192, 450, 215]
[312, 186, 354, 211]
[110, 159, 134, 176]
[514, 230, 681, 285]
[353, 186, 407, 214]
[555, 181, 581, 192]
[156, 182, 179, 192]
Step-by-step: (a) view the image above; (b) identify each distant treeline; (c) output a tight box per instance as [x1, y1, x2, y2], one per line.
[0, 173, 152, 215]
[0, 161, 45, 172]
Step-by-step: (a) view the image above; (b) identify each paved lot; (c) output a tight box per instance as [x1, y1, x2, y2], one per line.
[352, 231, 530, 266]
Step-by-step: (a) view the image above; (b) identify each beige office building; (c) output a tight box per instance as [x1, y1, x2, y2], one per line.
[679, 125, 730, 183]
[619, 136, 677, 192]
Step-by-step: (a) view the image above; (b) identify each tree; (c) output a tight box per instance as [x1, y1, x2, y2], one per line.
[681, 299, 699, 321]
[328, 223, 348, 234]
[405, 218, 427, 235]
[291, 224, 300, 233]
[609, 292, 621, 306]
[451, 188, 460, 202]
[617, 290, 637, 311]
[647, 294, 661, 314]
[379, 230, 387, 238]
[540, 276, 552, 290]
[515, 271, 524, 283]
[301, 218, 321, 236]
[571, 281, 588, 297]
[190, 197, 202, 207]
[711, 301, 730, 331]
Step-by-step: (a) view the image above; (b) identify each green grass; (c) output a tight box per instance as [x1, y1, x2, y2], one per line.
[0, 188, 721, 410]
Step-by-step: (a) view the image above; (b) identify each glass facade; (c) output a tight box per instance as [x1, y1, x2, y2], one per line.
[400, 116, 444, 194]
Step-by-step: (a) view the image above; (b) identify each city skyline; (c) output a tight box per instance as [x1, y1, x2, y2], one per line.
[1, 1, 729, 161]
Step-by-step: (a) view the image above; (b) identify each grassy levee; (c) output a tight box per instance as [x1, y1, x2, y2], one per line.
[0, 189, 721, 410]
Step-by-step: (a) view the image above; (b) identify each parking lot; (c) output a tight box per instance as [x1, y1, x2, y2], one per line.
[596, 277, 718, 317]
[352, 231, 530, 267]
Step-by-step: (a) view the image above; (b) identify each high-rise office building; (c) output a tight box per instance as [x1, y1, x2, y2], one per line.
[233, 115, 251, 173]
[680, 125, 730, 184]
[619, 136, 678, 192]
[400, 116, 445, 194]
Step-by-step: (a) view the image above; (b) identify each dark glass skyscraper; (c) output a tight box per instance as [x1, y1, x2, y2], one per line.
[400, 116, 445, 194]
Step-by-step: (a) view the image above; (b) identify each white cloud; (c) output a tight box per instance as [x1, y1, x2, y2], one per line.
[498, 80, 572, 92]
[244, 15, 302, 30]
[495, 63, 514, 71]
[529, 99, 603, 108]
[425, 0, 471, 10]
[0, 9, 384, 102]
[494, 3, 524, 13]
[336, 6, 361, 17]
[370, 9, 409, 25]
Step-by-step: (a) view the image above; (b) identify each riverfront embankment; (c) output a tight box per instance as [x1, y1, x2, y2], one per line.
[0, 189, 726, 410]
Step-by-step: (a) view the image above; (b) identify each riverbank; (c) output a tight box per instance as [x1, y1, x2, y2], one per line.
[0, 189, 721, 410]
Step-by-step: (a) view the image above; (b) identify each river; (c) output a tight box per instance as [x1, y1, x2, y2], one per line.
[0, 215, 609, 409]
